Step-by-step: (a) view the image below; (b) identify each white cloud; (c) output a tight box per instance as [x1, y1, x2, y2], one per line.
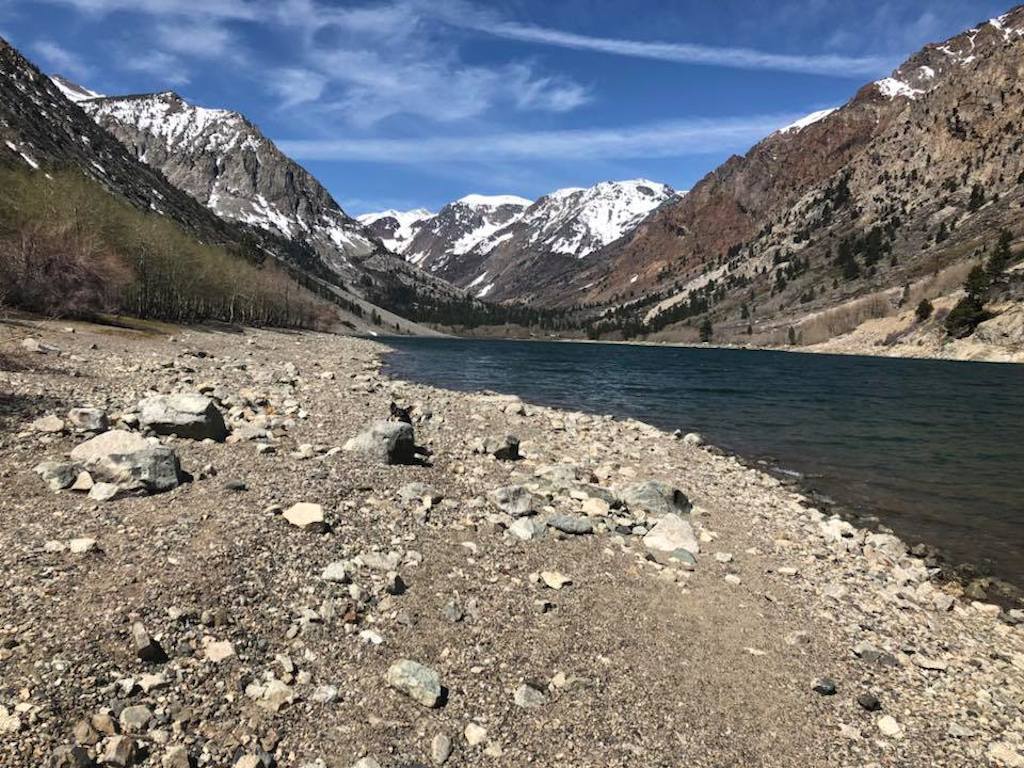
[268, 67, 327, 108]
[277, 113, 802, 164]
[41, 0, 258, 20]
[120, 49, 190, 86]
[155, 21, 236, 59]
[477, 21, 893, 77]
[31, 39, 92, 78]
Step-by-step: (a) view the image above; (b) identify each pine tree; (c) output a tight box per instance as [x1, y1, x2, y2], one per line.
[699, 317, 713, 343]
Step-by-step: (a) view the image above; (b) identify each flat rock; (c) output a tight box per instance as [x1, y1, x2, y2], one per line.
[620, 480, 692, 515]
[70, 430, 180, 493]
[643, 513, 700, 556]
[139, 394, 228, 441]
[32, 415, 65, 433]
[541, 571, 572, 590]
[489, 485, 538, 518]
[547, 514, 594, 535]
[283, 502, 325, 529]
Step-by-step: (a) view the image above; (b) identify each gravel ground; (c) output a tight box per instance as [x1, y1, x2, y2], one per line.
[0, 318, 1021, 768]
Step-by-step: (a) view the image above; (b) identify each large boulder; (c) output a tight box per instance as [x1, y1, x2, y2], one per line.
[619, 480, 692, 516]
[138, 394, 228, 442]
[67, 408, 108, 433]
[343, 421, 416, 465]
[70, 430, 181, 493]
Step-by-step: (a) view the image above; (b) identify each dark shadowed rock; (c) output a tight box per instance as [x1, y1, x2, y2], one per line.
[139, 394, 228, 441]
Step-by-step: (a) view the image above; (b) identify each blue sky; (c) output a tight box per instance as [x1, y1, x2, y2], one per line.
[0, 0, 1014, 214]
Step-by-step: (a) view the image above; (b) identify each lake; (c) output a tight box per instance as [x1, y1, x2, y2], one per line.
[383, 337, 1024, 587]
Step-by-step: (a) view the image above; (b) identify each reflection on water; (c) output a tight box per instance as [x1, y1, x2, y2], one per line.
[383, 337, 1024, 584]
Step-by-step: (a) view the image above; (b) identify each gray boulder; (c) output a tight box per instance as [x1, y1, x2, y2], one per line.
[70, 430, 181, 493]
[472, 434, 520, 461]
[386, 659, 442, 707]
[33, 461, 79, 491]
[620, 480, 692, 516]
[489, 485, 539, 518]
[139, 394, 228, 441]
[547, 514, 594, 535]
[643, 513, 700, 556]
[343, 421, 416, 464]
[67, 408, 108, 433]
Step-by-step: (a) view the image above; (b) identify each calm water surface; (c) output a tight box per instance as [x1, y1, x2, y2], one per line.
[383, 337, 1024, 585]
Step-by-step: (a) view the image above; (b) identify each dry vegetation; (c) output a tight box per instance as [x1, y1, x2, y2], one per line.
[0, 169, 330, 328]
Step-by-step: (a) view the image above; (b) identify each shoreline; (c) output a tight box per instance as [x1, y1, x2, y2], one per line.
[379, 339, 1023, 605]
[416, 329, 1024, 366]
[1, 319, 1022, 766]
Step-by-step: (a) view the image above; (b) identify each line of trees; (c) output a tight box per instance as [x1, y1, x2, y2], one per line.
[0, 168, 329, 328]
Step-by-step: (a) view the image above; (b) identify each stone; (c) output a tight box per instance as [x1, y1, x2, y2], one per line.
[812, 678, 837, 696]
[73, 719, 99, 746]
[49, 746, 93, 768]
[489, 485, 538, 518]
[620, 480, 691, 515]
[32, 415, 66, 433]
[913, 656, 949, 672]
[547, 514, 593, 535]
[857, 693, 881, 711]
[312, 685, 338, 703]
[643, 514, 700, 556]
[283, 503, 325, 530]
[69, 538, 97, 554]
[203, 639, 235, 663]
[139, 673, 169, 693]
[70, 431, 180, 493]
[352, 760, 381, 768]
[70, 471, 94, 492]
[162, 745, 192, 768]
[0, 706, 21, 735]
[464, 723, 488, 746]
[102, 736, 139, 766]
[399, 482, 441, 504]
[508, 517, 543, 541]
[877, 715, 902, 738]
[865, 532, 907, 560]
[513, 683, 547, 708]
[22, 337, 60, 354]
[67, 408, 108, 433]
[89, 482, 120, 502]
[384, 571, 406, 595]
[431, 733, 452, 765]
[138, 394, 228, 441]
[343, 421, 416, 464]
[260, 679, 296, 712]
[682, 432, 704, 446]
[119, 705, 152, 733]
[988, 743, 1024, 767]
[386, 659, 442, 707]
[321, 562, 352, 583]
[34, 461, 79, 492]
[472, 434, 520, 461]
[132, 623, 167, 663]
[541, 571, 571, 590]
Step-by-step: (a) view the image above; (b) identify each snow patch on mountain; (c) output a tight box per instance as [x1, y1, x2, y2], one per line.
[457, 194, 533, 208]
[779, 108, 837, 134]
[356, 208, 434, 253]
[50, 75, 104, 103]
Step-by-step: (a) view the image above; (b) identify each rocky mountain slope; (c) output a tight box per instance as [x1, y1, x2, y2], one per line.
[399, 195, 533, 276]
[68, 85, 483, 326]
[544, 8, 1024, 353]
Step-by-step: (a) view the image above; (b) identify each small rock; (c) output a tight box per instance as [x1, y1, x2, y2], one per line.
[513, 682, 546, 708]
[203, 639, 235, 663]
[102, 736, 138, 766]
[343, 421, 417, 464]
[131, 623, 167, 664]
[283, 502, 325, 530]
[547, 514, 593, 535]
[67, 408, 108, 433]
[857, 693, 881, 712]
[489, 485, 538, 518]
[464, 723, 487, 747]
[877, 715, 902, 738]
[138, 394, 228, 441]
[119, 705, 152, 734]
[386, 659, 442, 708]
[162, 745, 192, 768]
[643, 514, 700, 556]
[321, 562, 352, 583]
[69, 538, 97, 554]
[540, 571, 571, 590]
[812, 678, 837, 696]
[32, 415, 66, 433]
[430, 733, 452, 765]
[89, 482, 120, 502]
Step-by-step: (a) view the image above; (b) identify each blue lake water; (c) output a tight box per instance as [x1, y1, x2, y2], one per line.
[383, 337, 1024, 586]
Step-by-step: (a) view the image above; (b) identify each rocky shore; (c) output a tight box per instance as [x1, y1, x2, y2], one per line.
[1, 319, 1022, 768]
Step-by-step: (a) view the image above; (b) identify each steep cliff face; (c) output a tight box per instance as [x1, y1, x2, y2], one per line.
[545, 8, 1024, 349]
[83, 91, 381, 278]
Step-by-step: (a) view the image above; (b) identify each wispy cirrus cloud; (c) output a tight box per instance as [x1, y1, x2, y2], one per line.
[475, 21, 894, 77]
[277, 113, 802, 164]
[32, 38, 93, 78]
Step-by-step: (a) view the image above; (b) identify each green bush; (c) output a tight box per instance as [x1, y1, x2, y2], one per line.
[915, 298, 933, 322]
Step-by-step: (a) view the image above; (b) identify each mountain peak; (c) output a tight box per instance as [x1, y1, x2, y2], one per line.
[50, 74, 104, 103]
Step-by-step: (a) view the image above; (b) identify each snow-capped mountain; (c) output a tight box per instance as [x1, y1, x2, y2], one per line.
[357, 208, 435, 253]
[58, 83, 476, 320]
[477, 179, 679, 261]
[80, 90, 381, 277]
[401, 194, 533, 274]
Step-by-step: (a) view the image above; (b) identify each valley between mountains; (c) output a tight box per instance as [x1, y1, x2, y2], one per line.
[3, 7, 1022, 361]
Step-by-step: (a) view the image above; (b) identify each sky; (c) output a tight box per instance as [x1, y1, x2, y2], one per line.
[0, 0, 1015, 214]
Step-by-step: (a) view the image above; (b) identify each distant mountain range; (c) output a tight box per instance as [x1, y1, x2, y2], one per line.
[359, 180, 680, 301]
